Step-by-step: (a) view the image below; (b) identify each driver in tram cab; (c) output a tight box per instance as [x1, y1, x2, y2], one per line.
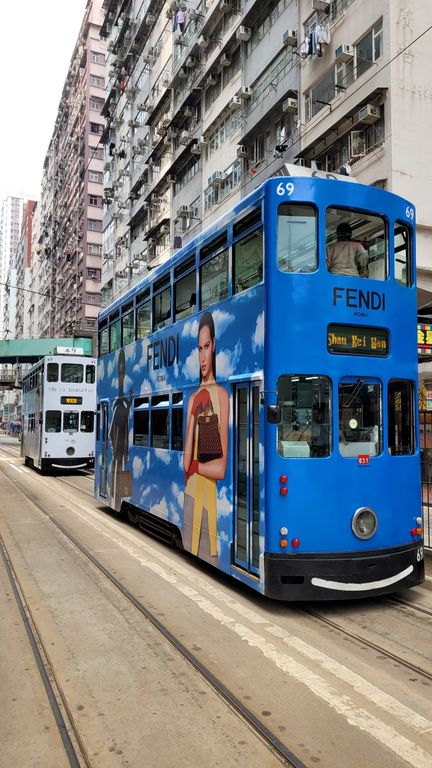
[326, 222, 369, 277]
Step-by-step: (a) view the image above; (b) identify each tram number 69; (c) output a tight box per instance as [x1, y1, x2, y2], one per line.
[405, 206, 415, 220]
[276, 182, 295, 197]
[417, 546, 424, 562]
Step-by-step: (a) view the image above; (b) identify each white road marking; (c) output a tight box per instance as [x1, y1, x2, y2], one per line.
[9, 463, 24, 473]
[41, 491, 432, 764]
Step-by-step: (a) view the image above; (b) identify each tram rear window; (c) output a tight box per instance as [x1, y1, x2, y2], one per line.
[277, 204, 317, 273]
[277, 375, 331, 458]
[61, 364, 83, 383]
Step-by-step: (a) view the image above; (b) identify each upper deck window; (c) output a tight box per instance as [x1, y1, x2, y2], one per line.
[61, 364, 83, 383]
[99, 327, 109, 356]
[47, 363, 58, 382]
[277, 204, 317, 273]
[175, 259, 196, 321]
[233, 228, 263, 293]
[326, 208, 387, 280]
[153, 284, 171, 331]
[110, 319, 121, 351]
[137, 300, 151, 339]
[394, 222, 412, 287]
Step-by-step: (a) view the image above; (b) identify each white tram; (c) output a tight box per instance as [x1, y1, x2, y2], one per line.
[21, 348, 96, 471]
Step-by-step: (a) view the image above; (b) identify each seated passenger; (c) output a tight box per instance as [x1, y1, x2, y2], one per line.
[327, 223, 369, 277]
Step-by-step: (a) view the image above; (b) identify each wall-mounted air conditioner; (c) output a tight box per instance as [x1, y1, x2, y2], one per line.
[167, 127, 178, 139]
[229, 96, 242, 111]
[191, 144, 202, 155]
[282, 97, 298, 113]
[198, 136, 208, 147]
[205, 74, 217, 87]
[237, 86, 252, 99]
[179, 130, 191, 144]
[358, 104, 381, 124]
[160, 224, 170, 235]
[162, 72, 171, 87]
[177, 205, 193, 218]
[335, 44, 354, 62]
[313, 0, 330, 11]
[183, 106, 195, 117]
[160, 113, 172, 128]
[219, 0, 232, 11]
[237, 145, 250, 159]
[179, 67, 188, 79]
[198, 36, 209, 48]
[167, 174, 177, 183]
[208, 171, 226, 186]
[283, 30, 297, 47]
[145, 14, 155, 25]
[137, 102, 147, 111]
[186, 56, 197, 68]
[218, 53, 231, 68]
[236, 26, 251, 42]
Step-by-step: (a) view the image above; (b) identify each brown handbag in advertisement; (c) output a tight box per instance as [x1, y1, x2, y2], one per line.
[197, 407, 223, 463]
[117, 469, 133, 498]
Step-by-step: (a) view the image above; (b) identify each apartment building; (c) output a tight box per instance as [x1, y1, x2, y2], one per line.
[37, 0, 106, 339]
[0, 195, 24, 338]
[14, 200, 37, 340]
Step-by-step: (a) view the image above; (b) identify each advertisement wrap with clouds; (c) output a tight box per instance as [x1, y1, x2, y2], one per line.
[96, 284, 264, 575]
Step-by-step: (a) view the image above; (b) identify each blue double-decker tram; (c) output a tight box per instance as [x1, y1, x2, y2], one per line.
[95, 170, 424, 600]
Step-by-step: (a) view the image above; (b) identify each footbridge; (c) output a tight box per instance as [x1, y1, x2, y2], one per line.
[0, 337, 95, 389]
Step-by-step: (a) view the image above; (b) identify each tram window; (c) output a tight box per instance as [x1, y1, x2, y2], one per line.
[86, 365, 95, 384]
[81, 411, 94, 432]
[137, 300, 151, 339]
[339, 378, 382, 457]
[64, 412, 79, 432]
[326, 208, 387, 280]
[233, 208, 262, 238]
[388, 380, 414, 455]
[175, 270, 196, 321]
[47, 363, 58, 382]
[122, 311, 135, 346]
[394, 222, 412, 287]
[151, 395, 169, 449]
[172, 393, 183, 451]
[61, 364, 83, 383]
[277, 375, 331, 458]
[153, 287, 171, 331]
[110, 319, 121, 351]
[45, 411, 61, 433]
[233, 229, 263, 294]
[99, 327, 109, 356]
[133, 397, 149, 446]
[200, 249, 228, 309]
[277, 204, 317, 273]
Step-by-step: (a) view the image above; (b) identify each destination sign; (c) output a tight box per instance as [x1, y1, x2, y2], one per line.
[327, 324, 388, 357]
[61, 396, 83, 404]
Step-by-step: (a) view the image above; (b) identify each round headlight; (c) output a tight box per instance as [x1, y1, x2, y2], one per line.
[352, 507, 378, 540]
[66, 446, 75, 456]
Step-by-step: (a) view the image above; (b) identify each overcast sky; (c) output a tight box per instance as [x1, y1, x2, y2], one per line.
[1, 1, 88, 203]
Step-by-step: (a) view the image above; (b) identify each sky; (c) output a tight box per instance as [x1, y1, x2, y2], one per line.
[1, 1, 88, 203]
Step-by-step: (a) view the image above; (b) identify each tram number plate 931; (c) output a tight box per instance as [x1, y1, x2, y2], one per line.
[358, 454, 370, 465]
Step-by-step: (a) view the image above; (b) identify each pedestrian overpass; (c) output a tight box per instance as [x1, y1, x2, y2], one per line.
[0, 337, 95, 389]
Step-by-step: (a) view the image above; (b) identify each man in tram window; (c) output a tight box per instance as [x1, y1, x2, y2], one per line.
[326, 222, 369, 277]
[109, 349, 132, 509]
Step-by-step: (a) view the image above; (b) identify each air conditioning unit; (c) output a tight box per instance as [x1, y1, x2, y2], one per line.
[198, 135, 208, 147]
[236, 26, 251, 42]
[282, 97, 298, 113]
[179, 130, 191, 144]
[218, 53, 231, 68]
[151, 193, 161, 203]
[162, 72, 171, 87]
[198, 36, 209, 48]
[107, 40, 116, 52]
[179, 67, 189, 79]
[205, 74, 217, 87]
[219, 0, 232, 11]
[186, 56, 197, 68]
[167, 127, 178, 139]
[183, 105, 195, 117]
[237, 86, 252, 99]
[137, 102, 147, 111]
[167, 173, 177, 183]
[147, 237, 156, 246]
[313, 0, 330, 10]
[160, 113, 172, 128]
[191, 144, 202, 155]
[138, 138, 147, 148]
[237, 145, 250, 159]
[283, 30, 297, 47]
[358, 104, 381, 124]
[146, 14, 155, 25]
[177, 205, 193, 218]
[146, 101, 154, 113]
[229, 96, 242, 111]
[160, 224, 170, 235]
[335, 44, 354, 62]
[208, 170, 226, 186]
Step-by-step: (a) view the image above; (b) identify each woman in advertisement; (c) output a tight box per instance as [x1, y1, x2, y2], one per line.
[183, 312, 229, 560]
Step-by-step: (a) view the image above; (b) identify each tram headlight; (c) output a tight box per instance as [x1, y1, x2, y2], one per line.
[66, 446, 75, 456]
[352, 507, 378, 540]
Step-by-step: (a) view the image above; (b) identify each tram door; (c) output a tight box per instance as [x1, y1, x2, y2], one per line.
[100, 402, 109, 498]
[234, 383, 261, 575]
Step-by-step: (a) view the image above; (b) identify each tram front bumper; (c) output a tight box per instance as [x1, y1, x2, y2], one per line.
[264, 543, 425, 600]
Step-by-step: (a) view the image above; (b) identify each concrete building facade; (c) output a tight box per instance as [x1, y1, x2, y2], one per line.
[37, 0, 106, 340]
[99, 0, 432, 368]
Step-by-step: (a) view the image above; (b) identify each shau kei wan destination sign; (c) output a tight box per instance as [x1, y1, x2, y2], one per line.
[327, 324, 389, 356]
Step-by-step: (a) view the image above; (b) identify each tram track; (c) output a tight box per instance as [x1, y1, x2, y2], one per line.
[0, 463, 306, 768]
